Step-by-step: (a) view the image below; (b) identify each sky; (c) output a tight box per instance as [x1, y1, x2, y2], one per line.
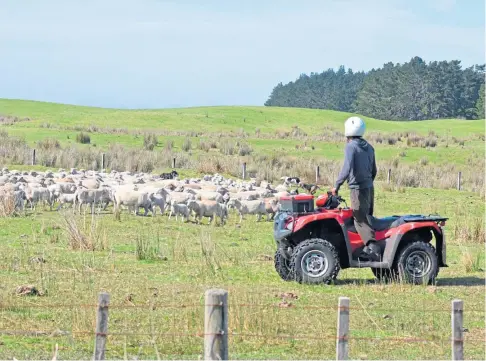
[0, 0, 484, 109]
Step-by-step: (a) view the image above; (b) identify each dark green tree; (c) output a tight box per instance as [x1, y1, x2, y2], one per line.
[265, 57, 485, 120]
[477, 83, 485, 119]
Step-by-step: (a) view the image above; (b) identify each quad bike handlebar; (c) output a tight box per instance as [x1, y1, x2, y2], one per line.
[321, 191, 347, 209]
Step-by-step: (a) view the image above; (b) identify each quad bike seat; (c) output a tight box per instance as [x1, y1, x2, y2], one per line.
[345, 215, 404, 233]
[370, 216, 402, 231]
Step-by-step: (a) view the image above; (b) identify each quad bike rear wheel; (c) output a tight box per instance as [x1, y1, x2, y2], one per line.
[290, 238, 340, 284]
[396, 241, 439, 285]
[274, 249, 292, 281]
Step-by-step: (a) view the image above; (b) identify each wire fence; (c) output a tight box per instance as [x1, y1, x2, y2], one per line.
[1, 290, 485, 360]
[25, 149, 468, 191]
[1, 302, 485, 313]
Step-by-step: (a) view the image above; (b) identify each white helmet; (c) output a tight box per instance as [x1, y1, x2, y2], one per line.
[344, 116, 366, 137]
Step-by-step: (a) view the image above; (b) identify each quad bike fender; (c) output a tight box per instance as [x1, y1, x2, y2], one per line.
[384, 221, 441, 238]
[339, 224, 355, 269]
[293, 212, 345, 232]
[432, 227, 447, 267]
[382, 221, 443, 266]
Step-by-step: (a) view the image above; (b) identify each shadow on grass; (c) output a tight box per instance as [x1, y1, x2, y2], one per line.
[435, 277, 485, 287]
[334, 278, 378, 286]
[335, 277, 485, 287]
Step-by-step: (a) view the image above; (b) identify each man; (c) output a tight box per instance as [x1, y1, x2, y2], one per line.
[331, 116, 379, 260]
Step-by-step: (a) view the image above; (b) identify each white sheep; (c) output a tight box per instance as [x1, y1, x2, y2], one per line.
[168, 200, 190, 222]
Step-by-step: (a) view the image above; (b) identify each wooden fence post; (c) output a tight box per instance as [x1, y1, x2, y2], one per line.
[204, 289, 228, 360]
[451, 299, 464, 360]
[172, 157, 176, 169]
[101, 153, 105, 170]
[336, 296, 350, 360]
[387, 168, 392, 184]
[31, 149, 36, 166]
[457, 172, 462, 191]
[315, 165, 320, 183]
[242, 162, 246, 180]
[93, 292, 110, 360]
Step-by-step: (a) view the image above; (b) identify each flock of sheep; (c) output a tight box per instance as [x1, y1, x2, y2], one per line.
[0, 168, 302, 224]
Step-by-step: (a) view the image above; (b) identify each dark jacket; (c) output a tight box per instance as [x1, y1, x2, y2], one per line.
[335, 138, 377, 191]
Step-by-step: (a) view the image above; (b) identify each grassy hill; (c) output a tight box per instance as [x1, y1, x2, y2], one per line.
[1, 98, 484, 191]
[0, 99, 484, 359]
[1, 98, 484, 136]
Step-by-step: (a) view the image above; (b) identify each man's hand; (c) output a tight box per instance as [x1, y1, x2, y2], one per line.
[331, 188, 338, 196]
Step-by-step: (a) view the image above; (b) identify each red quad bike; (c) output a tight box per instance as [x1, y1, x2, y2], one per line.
[274, 192, 447, 285]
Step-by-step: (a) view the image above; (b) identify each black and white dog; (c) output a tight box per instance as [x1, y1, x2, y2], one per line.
[281, 176, 300, 185]
[160, 170, 179, 179]
[299, 182, 321, 195]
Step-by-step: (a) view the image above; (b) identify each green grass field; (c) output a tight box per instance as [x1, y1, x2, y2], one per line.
[0, 99, 485, 360]
[1, 99, 483, 136]
[1, 99, 484, 168]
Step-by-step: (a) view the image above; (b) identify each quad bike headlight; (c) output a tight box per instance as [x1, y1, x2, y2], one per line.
[286, 221, 294, 231]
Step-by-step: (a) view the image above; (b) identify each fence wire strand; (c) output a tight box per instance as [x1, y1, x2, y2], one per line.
[0, 329, 484, 344]
[1, 302, 484, 313]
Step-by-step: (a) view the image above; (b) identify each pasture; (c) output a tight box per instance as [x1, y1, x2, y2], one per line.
[0, 99, 485, 360]
[0, 100, 484, 192]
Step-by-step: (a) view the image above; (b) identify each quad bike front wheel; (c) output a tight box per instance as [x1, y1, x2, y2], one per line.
[396, 241, 439, 285]
[274, 249, 292, 281]
[290, 238, 340, 284]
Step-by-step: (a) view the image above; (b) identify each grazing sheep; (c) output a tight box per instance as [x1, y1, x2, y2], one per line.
[149, 193, 166, 216]
[74, 187, 112, 214]
[24, 187, 52, 211]
[264, 198, 279, 221]
[195, 191, 224, 203]
[168, 200, 190, 222]
[112, 188, 153, 216]
[187, 200, 227, 225]
[227, 199, 266, 223]
[56, 193, 76, 211]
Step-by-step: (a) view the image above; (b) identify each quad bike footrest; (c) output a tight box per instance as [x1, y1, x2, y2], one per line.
[350, 260, 391, 268]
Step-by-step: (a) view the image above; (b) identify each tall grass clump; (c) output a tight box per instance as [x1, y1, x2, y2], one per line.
[219, 140, 253, 156]
[135, 230, 164, 261]
[60, 212, 107, 251]
[0, 192, 15, 217]
[75, 132, 91, 144]
[290, 125, 307, 138]
[143, 133, 158, 150]
[0, 114, 30, 124]
[220, 140, 236, 155]
[419, 157, 429, 166]
[182, 138, 192, 152]
[452, 216, 485, 244]
[406, 133, 438, 148]
[387, 136, 398, 145]
[198, 139, 211, 152]
[0, 130, 31, 164]
[199, 232, 222, 275]
[238, 143, 253, 156]
[164, 140, 174, 151]
[36, 138, 61, 151]
[461, 251, 483, 273]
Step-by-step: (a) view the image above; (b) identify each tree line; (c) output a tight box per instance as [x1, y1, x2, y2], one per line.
[264, 57, 485, 120]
